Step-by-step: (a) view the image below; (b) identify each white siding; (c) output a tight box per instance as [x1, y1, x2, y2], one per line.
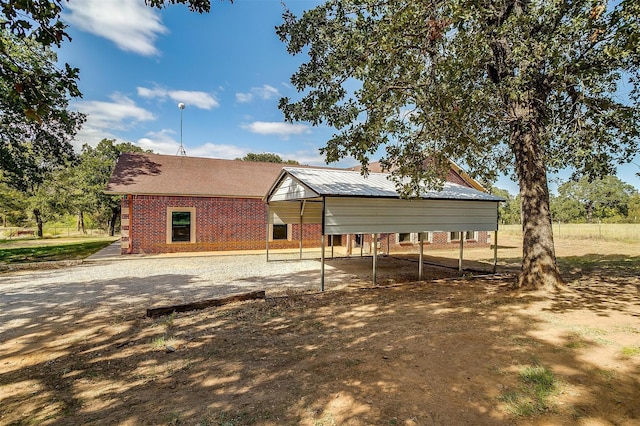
[269, 201, 323, 224]
[324, 197, 498, 235]
[268, 175, 319, 202]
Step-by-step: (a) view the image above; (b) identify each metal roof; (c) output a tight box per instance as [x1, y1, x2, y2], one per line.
[280, 167, 505, 202]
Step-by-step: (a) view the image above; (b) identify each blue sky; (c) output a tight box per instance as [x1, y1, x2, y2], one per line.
[58, 0, 639, 195]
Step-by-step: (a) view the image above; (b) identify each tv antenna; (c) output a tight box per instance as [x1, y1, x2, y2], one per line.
[177, 102, 186, 156]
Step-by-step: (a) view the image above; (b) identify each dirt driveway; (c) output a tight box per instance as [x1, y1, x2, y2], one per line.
[0, 252, 342, 337]
[0, 248, 480, 340]
[4, 238, 637, 425]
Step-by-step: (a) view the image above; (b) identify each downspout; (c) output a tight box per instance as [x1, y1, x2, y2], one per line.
[127, 194, 134, 254]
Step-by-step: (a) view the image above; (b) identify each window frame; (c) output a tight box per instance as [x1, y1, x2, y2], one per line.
[395, 232, 432, 244]
[448, 231, 478, 242]
[166, 207, 196, 244]
[269, 223, 292, 241]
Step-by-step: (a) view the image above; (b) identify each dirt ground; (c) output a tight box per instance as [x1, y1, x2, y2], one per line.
[1, 235, 639, 425]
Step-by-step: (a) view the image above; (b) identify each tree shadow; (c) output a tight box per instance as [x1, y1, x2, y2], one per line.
[1, 253, 639, 424]
[105, 153, 162, 189]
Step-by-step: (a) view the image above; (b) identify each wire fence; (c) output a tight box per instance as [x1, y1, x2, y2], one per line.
[499, 223, 640, 243]
[1, 227, 119, 240]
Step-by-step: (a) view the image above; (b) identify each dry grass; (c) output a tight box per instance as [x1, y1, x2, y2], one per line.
[500, 223, 640, 243]
[1, 235, 639, 425]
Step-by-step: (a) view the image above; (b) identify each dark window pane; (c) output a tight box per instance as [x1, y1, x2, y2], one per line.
[399, 233, 411, 243]
[172, 212, 191, 242]
[272, 224, 287, 240]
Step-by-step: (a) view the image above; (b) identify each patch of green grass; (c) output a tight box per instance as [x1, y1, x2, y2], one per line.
[594, 368, 617, 381]
[565, 340, 590, 349]
[499, 365, 559, 417]
[152, 335, 176, 349]
[621, 346, 640, 358]
[0, 240, 113, 263]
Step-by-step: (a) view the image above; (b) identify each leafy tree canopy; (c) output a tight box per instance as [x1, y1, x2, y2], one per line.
[277, 0, 640, 290]
[0, 29, 84, 189]
[555, 175, 637, 222]
[238, 152, 299, 164]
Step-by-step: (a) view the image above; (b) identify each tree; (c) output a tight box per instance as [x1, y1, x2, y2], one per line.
[0, 30, 84, 186]
[628, 193, 640, 223]
[74, 139, 149, 236]
[555, 176, 637, 223]
[0, 178, 27, 227]
[238, 152, 299, 164]
[277, 0, 640, 291]
[491, 188, 520, 225]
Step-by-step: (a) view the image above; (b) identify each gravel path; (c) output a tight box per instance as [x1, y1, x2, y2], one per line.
[0, 250, 357, 340]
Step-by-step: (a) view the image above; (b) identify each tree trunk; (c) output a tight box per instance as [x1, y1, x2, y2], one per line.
[108, 205, 120, 237]
[585, 201, 593, 223]
[77, 211, 86, 234]
[510, 107, 564, 291]
[33, 208, 43, 238]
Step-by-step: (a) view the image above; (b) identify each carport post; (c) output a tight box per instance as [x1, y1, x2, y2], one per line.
[331, 235, 334, 258]
[493, 230, 498, 273]
[266, 209, 270, 262]
[320, 234, 325, 292]
[372, 233, 378, 285]
[458, 234, 464, 272]
[419, 232, 424, 281]
[299, 200, 305, 260]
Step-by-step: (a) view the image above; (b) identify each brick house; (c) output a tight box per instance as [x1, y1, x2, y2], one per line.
[106, 152, 494, 255]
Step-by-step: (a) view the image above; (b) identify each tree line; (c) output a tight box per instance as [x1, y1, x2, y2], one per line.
[0, 139, 147, 237]
[0, 146, 302, 236]
[494, 176, 640, 225]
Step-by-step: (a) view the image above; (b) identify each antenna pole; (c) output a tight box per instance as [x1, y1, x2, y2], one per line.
[177, 103, 186, 156]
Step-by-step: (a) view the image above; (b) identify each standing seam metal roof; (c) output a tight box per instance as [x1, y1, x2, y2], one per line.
[281, 167, 505, 201]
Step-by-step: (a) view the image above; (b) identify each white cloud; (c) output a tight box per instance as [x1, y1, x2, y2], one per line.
[235, 84, 281, 103]
[77, 94, 155, 129]
[136, 130, 248, 159]
[136, 129, 180, 154]
[137, 86, 219, 109]
[188, 143, 248, 159]
[242, 121, 310, 138]
[71, 94, 155, 148]
[65, 0, 167, 56]
[235, 92, 254, 103]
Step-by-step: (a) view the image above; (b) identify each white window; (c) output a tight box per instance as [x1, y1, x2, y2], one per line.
[396, 233, 432, 244]
[449, 231, 477, 242]
[395, 232, 434, 244]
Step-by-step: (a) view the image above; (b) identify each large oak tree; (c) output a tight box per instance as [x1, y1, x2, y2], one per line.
[277, 0, 640, 291]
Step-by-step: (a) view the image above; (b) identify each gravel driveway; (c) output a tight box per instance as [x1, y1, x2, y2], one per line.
[0, 249, 357, 340]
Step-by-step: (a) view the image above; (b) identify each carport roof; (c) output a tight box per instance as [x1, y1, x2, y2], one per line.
[267, 167, 505, 202]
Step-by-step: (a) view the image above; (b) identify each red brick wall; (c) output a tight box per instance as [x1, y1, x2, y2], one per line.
[122, 195, 491, 254]
[348, 231, 491, 255]
[123, 195, 324, 254]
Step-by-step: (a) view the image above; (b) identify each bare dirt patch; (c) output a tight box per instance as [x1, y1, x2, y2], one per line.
[1, 236, 639, 425]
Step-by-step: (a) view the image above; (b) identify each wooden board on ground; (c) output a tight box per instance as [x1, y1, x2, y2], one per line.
[146, 290, 266, 318]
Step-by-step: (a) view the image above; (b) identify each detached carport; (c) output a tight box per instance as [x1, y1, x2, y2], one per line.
[265, 167, 504, 290]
